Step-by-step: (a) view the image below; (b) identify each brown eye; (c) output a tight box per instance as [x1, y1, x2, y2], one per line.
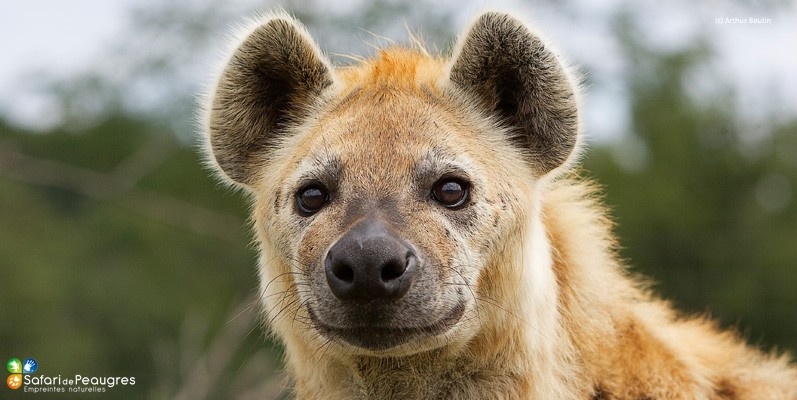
[296, 184, 329, 216]
[431, 178, 470, 209]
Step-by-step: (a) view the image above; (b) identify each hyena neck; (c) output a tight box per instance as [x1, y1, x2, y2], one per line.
[460, 197, 583, 398]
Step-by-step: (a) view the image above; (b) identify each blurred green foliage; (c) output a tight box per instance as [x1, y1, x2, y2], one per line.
[0, 118, 283, 398]
[1, 2, 794, 399]
[584, 16, 796, 351]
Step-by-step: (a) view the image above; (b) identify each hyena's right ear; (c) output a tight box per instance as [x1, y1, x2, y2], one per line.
[448, 12, 580, 175]
[204, 14, 335, 186]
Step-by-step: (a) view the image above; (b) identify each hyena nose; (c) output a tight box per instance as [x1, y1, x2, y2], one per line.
[324, 219, 417, 301]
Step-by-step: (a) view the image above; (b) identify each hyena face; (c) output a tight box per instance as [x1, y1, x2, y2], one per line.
[205, 12, 579, 355]
[265, 89, 520, 353]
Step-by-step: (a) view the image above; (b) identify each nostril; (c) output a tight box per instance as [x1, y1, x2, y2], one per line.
[380, 259, 407, 281]
[331, 262, 355, 283]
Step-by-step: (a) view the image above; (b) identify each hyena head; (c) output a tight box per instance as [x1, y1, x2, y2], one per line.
[204, 11, 580, 356]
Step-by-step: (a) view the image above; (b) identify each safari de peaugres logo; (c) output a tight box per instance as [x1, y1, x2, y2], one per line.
[6, 357, 136, 394]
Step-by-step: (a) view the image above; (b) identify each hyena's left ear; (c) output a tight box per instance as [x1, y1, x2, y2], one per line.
[205, 14, 335, 187]
[448, 12, 580, 175]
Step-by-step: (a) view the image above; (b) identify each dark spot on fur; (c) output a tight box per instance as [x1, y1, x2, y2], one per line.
[498, 195, 508, 211]
[591, 386, 610, 400]
[714, 379, 738, 399]
[274, 190, 282, 210]
[444, 202, 477, 228]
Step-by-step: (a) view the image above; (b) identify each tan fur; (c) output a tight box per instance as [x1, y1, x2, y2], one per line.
[202, 11, 797, 399]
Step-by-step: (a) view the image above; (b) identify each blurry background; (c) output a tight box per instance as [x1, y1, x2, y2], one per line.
[1, 0, 794, 398]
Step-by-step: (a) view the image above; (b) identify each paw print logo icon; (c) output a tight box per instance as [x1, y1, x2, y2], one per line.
[22, 358, 38, 374]
[6, 374, 22, 390]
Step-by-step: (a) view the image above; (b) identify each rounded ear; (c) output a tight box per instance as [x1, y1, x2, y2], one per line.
[204, 14, 335, 186]
[448, 12, 580, 175]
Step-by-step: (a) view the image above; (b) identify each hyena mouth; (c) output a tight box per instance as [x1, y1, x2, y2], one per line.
[307, 301, 466, 351]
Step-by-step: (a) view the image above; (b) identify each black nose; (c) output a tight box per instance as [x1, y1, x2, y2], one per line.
[324, 219, 417, 301]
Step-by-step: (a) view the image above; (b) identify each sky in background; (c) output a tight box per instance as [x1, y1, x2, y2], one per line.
[1, 0, 795, 142]
[0, 0, 142, 128]
[0, 1, 136, 81]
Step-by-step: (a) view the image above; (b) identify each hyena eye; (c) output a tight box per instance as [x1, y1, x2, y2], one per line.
[296, 183, 329, 216]
[431, 178, 470, 209]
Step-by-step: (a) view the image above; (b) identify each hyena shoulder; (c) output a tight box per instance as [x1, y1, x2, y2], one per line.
[202, 10, 797, 400]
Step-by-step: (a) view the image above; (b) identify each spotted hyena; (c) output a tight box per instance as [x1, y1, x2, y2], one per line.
[201, 10, 797, 399]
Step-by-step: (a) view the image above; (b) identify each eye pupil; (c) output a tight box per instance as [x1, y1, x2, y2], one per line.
[297, 185, 329, 215]
[440, 182, 463, 203]
[432, 179, 469, 209]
